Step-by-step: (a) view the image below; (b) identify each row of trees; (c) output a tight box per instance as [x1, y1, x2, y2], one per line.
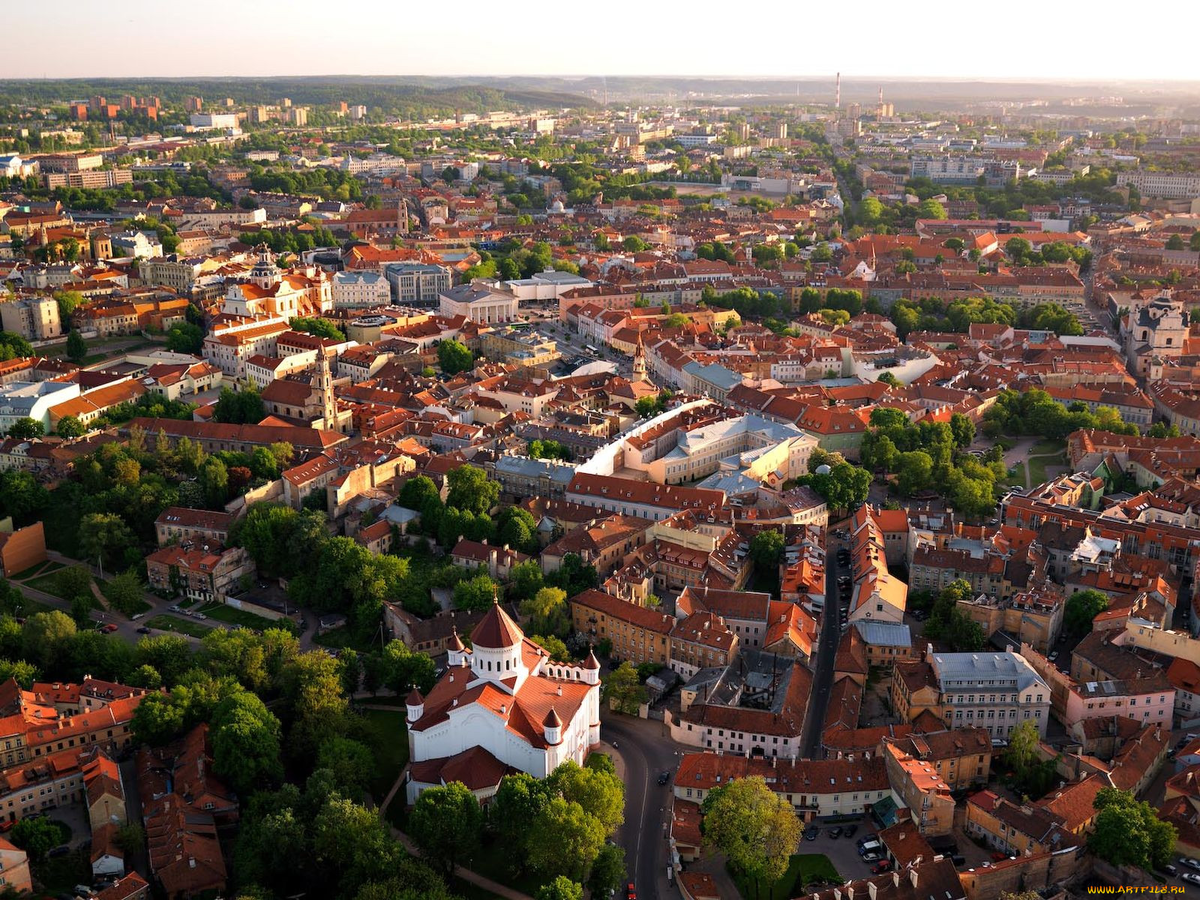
[981, 388, 1138, 441]
[890, 296, 1084, 340]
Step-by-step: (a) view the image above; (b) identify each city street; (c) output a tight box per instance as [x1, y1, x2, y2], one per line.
[602, 714, 687, 900]
[801, 528, 847, 758]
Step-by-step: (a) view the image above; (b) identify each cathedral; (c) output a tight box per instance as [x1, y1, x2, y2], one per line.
[405, 602, 602, 803]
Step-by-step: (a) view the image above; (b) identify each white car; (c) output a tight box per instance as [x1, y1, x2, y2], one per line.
[1181, 857, 1200, 872]
[1181, 872, 1200, 886]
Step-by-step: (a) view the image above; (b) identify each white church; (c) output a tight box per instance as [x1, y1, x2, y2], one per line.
[405, 601, 602, 803]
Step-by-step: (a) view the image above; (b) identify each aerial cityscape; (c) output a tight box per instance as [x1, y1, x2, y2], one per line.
[2, 19, 1200, 900]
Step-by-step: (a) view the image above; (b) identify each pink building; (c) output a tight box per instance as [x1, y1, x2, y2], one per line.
[1063, 673, 1175, 730]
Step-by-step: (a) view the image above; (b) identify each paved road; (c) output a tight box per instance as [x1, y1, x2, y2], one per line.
[11, 552, 323, 651]
[603, 714, 683, 900]
[801, 531, 845, 758]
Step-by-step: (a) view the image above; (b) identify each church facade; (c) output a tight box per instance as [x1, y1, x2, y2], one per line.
[405, 602, 602, 803]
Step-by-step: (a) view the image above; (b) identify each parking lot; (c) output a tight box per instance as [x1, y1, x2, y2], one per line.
[800, 821, 896, 882]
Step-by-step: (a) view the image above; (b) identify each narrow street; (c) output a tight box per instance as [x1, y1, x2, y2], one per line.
[801, 529, 845, 759]
[602, 714, 686, 900]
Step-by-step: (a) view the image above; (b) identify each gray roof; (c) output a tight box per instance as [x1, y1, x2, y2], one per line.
[931, 650, 1048, 692]
[682, 360, 743, 392]
[854, 621, 913, 647]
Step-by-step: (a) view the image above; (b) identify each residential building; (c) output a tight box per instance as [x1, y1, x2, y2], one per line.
[569, 589, 673, 667]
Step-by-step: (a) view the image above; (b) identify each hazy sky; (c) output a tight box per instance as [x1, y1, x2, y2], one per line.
[4, 0, 1198, 82]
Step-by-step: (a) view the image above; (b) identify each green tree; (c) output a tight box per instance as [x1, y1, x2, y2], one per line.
[622, 235, 647, 252]
[437, 339, 474, 375]
[408, 782, 483, 876]
[453, 573, 499, 611]
[702, 777, 803, 897]
[536, 877, 584, 900]
[1166, 234, 1185, 251]
[201, 456, 230, 507]
[289, 317, 346, 342]
[317, 736, 375, 798]
[527, 796, 608, 880]
[213, 384, 265, 425]
[130, 692, 186, 746]
[521, 586, 569, 638]
[1065, 589, 1109, 635]
[587, 844, 626, 899]
[11, 815, 63, 861]
[497, 506, 539, 554]
[66, 329, 87, 362]
[6, 417, 43, 439]
[604, 661, 646, 715]
[78, 512, 136, 571]
[56, 414, 86, 438]
[547, 760, 624, 833]
[446, 465, 499, 516]
[896, 450, 934, 496]
[165, 322, 205, 354]
[509, 559, 545, 601]
[54, 290, 83, 325]
[211, 690, 284, 796]
[1088, 787, 1176, 871]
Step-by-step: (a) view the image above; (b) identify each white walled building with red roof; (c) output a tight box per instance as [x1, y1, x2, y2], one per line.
[404, 601, 601, 803]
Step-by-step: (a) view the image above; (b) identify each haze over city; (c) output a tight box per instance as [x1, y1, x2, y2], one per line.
[1, 15, 1200, 900]
[4, 0, 1200, 81]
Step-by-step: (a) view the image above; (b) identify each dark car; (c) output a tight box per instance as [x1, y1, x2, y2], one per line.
[1161, 864, 1179, 877]
[843, 824, 858, 838]
[47, 845, 70, 858]
[951, 855, 966, 867]
[804, 825, 819, 841]
[828, 826, 842, 838]
[657, 771, 670, 785]
[873, 860, 893, 874]
[137, 626, 151, 634]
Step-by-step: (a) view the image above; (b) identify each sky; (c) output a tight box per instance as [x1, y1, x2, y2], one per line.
[4, 0, 1199, 82]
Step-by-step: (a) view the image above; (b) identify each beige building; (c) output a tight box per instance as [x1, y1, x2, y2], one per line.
[0, 296, 61, 341]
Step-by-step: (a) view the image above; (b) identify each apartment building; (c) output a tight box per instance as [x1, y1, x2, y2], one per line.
[384, 263, 452, 307]
[569, 589, 672, 666]
[673, 753, 894, 823]
[1117, 171, 1200, 200]
[881, 740, 956, 835]
[0, 296, 61, 341]
[331, 271, 390, 309]
[892, 649, 1052, 737]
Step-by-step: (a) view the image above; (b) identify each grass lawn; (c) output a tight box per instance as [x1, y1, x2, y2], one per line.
[315, 625, 378, 652]
[197, 601, 292, 632]
[731, 853, 841, 900]
[1028, 453, 1067, 487]
[9, 560, 62, 581]
[1006, 462, 1028, 488]
[359, 708, 409, 801]
[1030, 437, 1066, 457]
[468, 838, 545, 897]
[25, 571, 74, 599]
[145, 614, 213, 638]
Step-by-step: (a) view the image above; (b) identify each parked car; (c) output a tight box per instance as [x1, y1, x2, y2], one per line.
[950, 854, 966, 867]
[872, 860, 893, 874]
[137, 626, 151, 634]
[861, 852, 882, 864]
[828, 826, 842, 838]
[657, 771, 670, 785]
[804, 825, 819, 842]
[1160, 864, 1178, 877]
[47, 846, 70, 858]
[1182, 872, 1200, 886]
[1181, 857, 1200, 872]
[842, 824, 858, 838]
[100, 624, 118, 634]
[1048, 651, 1059, 661]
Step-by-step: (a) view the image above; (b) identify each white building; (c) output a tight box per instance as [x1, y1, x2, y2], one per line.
[931, 648, 1052, 738]
[1117, 171, 1200, 200]
[0, 381, 81, 432]
[0, 296, 62, 341]
[439, 283, 519, 324]
[405, 603, 601, 803]
[331, 271, 390, 309]
[189, 113, 239, 130]
[109, 231, 163, 260]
